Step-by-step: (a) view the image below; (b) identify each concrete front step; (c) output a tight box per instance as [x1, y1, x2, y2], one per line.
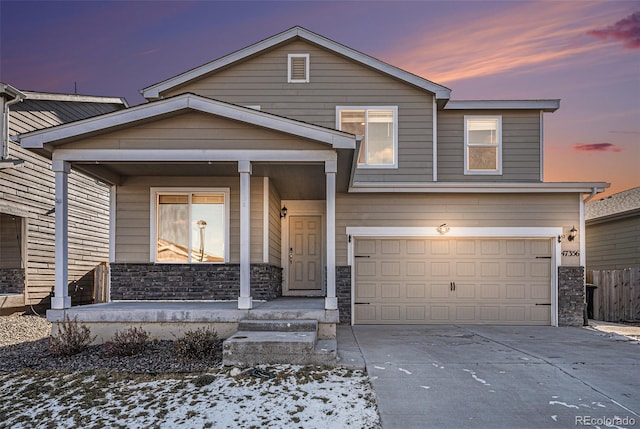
[238, 319, 318, 332]
[222, 318, 337, 367]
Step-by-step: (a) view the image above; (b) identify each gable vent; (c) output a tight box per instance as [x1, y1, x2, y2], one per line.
[288, 54, 309, 83]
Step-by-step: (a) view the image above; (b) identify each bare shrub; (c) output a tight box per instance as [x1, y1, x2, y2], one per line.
[48, 315, 95, 356]
[174, 327, 220, 360]
[104, 326, 149, 357]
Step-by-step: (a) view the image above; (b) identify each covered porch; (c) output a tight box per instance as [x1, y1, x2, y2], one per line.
[17, 94, 358, 324]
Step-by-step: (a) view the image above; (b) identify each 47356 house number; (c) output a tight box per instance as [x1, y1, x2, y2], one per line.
[561, 250, 580, 257]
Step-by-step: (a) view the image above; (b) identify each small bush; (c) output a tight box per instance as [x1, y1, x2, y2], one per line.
[49, 315, 96, 356]
[192, 374, 217, 387]
[104, 326, 149, 357]
[174, 327, 220, 360]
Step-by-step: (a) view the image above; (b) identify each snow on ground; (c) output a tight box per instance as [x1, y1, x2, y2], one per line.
[0, 365, 381, 429]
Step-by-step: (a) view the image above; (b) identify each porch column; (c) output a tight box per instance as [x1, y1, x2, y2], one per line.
[325, 160, 337, 310]
[52, 160, 71, 309]
[238, 160, 252, 309]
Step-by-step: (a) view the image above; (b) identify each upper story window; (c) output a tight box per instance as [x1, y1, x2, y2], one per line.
[150, 188, 229, 263]
[288, 54, 309, 83]
[464, 115, 502, 175]
[337, 106, 398, 168]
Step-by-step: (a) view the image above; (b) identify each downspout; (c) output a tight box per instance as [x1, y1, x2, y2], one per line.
[1, 85, 25, 166]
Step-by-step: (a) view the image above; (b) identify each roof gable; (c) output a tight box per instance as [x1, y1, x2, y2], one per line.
[141, 26, 451, 101]
[17, 93, 356, 150]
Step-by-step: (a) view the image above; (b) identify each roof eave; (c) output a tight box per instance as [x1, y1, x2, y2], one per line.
[444, 99, 560, 112]
[17, 93, 356, 150]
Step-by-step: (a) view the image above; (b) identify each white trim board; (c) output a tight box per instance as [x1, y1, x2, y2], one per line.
[346, 226, 562, 327]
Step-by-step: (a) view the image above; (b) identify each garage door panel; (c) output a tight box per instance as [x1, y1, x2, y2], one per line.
[431, 283, 451, 298]
[480, 284, 500, 299]
[406, 283, 426, 298]
[354, 238, 552, 325]
[381, 283, 401, 298]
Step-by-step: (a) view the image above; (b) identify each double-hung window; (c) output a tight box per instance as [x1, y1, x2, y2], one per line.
[464, 115, 502, 174]
[337, 106, 398, 168]
[151, 188, 229, 263]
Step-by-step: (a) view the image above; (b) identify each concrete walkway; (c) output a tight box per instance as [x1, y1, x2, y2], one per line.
[340, 325, 640, 429]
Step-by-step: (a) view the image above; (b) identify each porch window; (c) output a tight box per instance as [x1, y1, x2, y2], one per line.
[464, 116, 502, 174]
[151, 189, 229, 263]
[337, 106, 398, 168]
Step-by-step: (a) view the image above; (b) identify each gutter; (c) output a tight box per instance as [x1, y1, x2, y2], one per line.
[1, 83, 27, 168]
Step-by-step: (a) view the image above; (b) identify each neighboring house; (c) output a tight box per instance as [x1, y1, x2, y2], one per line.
[17, 27, 608, 328]
[0, 83, 127, 310]
[586, 187, 640, 270]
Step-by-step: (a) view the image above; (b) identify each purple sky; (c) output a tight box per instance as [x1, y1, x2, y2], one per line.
[1, 0, 638, 198]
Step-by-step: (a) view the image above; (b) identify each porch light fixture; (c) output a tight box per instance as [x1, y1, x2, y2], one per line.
[558, 226, 578, 243]
[436, 223, 450, 235]
[280, 206, 288, 219]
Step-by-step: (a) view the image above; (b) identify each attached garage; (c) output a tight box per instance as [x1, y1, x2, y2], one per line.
[353, 237, 554, 325]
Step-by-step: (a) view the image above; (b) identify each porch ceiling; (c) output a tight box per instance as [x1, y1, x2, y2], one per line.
[74, 159, 352, 200]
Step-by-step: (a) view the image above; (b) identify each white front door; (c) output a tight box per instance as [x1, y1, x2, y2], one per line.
[285, 215, 324, 296]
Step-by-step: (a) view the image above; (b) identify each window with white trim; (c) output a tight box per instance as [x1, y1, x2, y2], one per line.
[464, 115, 502, 174]
[151, 189, 229, 263]
[337, 106, 398, 168]
[288, 54, 309, 83]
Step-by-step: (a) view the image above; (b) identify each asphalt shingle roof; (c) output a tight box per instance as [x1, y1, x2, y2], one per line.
[585, 187, 640, 220]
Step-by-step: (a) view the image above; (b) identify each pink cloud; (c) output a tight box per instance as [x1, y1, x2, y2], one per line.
[383, 2, 630, 84]
[572, 143, 623, 152]
[588, 11, 640, 49]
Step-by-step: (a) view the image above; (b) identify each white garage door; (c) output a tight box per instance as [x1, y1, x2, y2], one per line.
[354, 238, 552, 325]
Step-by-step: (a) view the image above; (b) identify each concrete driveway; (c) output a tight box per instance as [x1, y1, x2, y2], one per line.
[345, 325, 640, 429]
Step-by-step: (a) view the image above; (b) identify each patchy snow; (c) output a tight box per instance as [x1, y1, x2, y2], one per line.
[373, 365, 386, 370]
[549, 400, 580, 409]
[0, 366, 381, 428]
[463, 369, 491, 386]
[398, 368, 412, 375]
[420, 386, 430, 390]
[551, 415, 558, 422]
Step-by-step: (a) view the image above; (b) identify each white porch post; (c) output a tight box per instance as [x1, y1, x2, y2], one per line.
[52, 160, 71, 309]
[325, 160, 338, 310]
[238, 160, 252, 309]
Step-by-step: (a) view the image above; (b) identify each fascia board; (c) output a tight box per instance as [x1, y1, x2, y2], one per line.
[141, 26, 451, 100]
[19, 94, 356, 149]
[19, 96, 189, 148]
[444, 100, 560, 112]
[21, 91, 127, 106]
[142, 29, 299, 99]
[348, 182, 610, 193]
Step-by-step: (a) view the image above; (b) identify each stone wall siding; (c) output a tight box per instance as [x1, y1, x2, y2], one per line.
[0, 268, 25, 294]
[110, 263, 282, 301]
[558, 266, 585, 327]
[336, 266, 351, 324]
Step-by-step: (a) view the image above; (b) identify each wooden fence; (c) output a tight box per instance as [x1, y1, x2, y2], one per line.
[93, 262, 110, 303]
[587, 268, 640, 322]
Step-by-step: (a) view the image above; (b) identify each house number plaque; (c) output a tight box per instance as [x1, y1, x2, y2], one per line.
[561, 250, 580, 257]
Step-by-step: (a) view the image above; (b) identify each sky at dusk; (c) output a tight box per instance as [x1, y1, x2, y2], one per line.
[1, 0, 638, 198]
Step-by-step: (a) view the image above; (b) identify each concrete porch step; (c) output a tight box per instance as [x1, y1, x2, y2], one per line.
[222, 318, 337, 367]
[238, 319, 318, 332]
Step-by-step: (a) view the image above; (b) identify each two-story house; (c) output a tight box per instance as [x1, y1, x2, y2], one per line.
[17, 27, 607, 339]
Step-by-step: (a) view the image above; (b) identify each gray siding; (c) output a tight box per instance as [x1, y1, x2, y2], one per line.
[586, 215, 640, 270]
[0, 142, 109, 304]
[162, 40, 435, 183]
[437, 110, 541, 181]
[115, 176, 265, 264]
[268, 179, 282, 266]
[335, 193, 579, 266]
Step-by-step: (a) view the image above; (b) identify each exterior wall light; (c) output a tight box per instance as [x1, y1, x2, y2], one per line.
[558, 226, 578, 243]
[280, 206, 288, 219]
[436, 223, 450, 235]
